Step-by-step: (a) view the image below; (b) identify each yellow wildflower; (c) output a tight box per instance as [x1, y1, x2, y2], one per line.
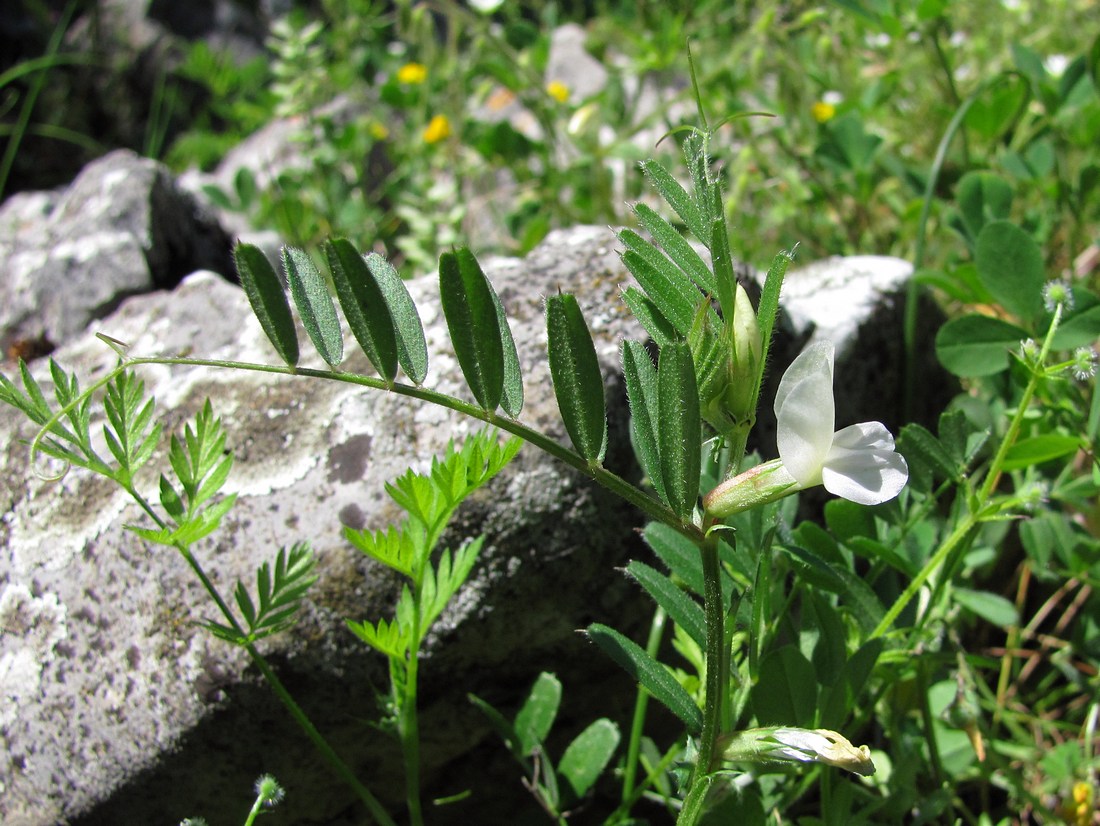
[369, 122, 389, 140]
[397, 62, 428, 85]
[422, 114, 452, 144]
[546, 80, 570, 103]
[811, 101, 837, 123]
[1060, 781, 1094, 826]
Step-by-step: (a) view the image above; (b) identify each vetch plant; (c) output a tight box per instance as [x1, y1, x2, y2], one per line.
[703, 340, 909, 517]
[5, 66, 1097, 819]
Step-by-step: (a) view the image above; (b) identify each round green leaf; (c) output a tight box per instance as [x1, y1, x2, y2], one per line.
[975, 221, 1044, 321]
[935, 314, 1029, 376]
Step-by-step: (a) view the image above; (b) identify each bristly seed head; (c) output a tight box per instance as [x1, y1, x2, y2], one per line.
[1072, 347, 1097, 381]
[1043, 279, 1074, 313]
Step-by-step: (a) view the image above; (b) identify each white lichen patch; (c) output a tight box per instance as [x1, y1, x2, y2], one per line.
[0, 584, 68, 728]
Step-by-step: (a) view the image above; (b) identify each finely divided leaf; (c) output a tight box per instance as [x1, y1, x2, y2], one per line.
[233, 242, 299, 366]
[325, 238, 398, 381]
[440, 248, 505, 411]
[365, 253, 428, 384]
[546, 294, 607, 463]
[283, 246, 343, 367]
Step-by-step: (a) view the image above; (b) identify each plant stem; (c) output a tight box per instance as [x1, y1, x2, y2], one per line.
[685, 531, 725, 811]
[122, 355, 705, 544]
[877, 303, 1065, 639]
[403, 596, 425, 826]
[622, 605, 667, 804]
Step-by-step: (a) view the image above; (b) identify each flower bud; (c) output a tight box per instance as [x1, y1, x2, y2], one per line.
[718, 727, 875, 776]
[702, 458, 800, 517]
[720, 283, 763, 421]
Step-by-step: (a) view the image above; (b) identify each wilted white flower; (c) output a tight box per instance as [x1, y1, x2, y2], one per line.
[719, 726, 876, 776]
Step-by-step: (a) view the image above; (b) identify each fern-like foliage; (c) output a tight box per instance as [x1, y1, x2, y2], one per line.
[204, 543, 318, 645]
[1, 359, 116, 477]
[345, 430, 519, 662]
[130, 400, 238, 547]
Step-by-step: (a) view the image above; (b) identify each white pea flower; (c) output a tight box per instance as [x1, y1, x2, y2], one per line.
[719, 726, 876, 776]
[704, 340, 908, 517]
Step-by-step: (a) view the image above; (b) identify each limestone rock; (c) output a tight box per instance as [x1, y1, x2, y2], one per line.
[0, 223, 946, 825]
[0, 150, 233, 357]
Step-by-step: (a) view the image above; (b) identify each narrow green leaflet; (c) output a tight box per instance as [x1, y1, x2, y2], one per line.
[620, 228, 710, 335]
[640, 158, 707, 242]
[897, 423, 962, 486]
[233, 242, 299, 366]
[626, 560, 706, 648]
[622, 340, 666, 503]
[485, 270, 524, 418]
[283, 246, 343, 367]
[439, 248, 505, 412]
[546, 293, 607, 463]
[753, 250, 793, 401]
[515, 671, 562, 755]
[953, 587, 1020, 627]
[325, 238, 398, 381]
[657, 342, 701, 521]
[468, 692, 523, 759]
[587, 623, 703, 734]
[621, 287, 678, 348]
[365, 252, 428, 384]
[633, 202, 716, 296]
[708, 215, 737, 320]
[782, 544, 885, 635]
[642, 521, 714, 600]
[1002, 434, 1080, 470]
[558, 718, 620, 799]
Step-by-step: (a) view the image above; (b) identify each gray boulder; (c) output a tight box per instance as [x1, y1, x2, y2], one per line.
[0, 149, 233, 358]
[0, 222, 946, 825]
